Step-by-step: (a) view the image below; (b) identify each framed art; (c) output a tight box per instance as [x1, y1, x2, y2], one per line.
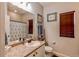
[47, 12, 57, 22]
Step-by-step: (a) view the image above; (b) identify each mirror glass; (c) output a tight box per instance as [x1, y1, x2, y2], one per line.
[5, 3, 35, 45]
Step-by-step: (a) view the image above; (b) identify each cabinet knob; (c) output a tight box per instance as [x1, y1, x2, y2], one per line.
[36, 52, 38, 54]
[33, 54, 35, 56]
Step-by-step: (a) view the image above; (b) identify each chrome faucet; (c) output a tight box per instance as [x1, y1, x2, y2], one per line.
[19, 37, 25, 44]
[23, 38, 26, 44]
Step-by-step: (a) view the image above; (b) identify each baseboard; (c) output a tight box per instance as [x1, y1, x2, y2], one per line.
[53, 51, 69, 57]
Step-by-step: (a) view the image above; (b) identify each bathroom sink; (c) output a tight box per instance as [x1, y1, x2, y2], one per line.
[25, 41, 40, 47]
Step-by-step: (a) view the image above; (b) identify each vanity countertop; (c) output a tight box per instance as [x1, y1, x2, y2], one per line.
[5, 41, 45, 57]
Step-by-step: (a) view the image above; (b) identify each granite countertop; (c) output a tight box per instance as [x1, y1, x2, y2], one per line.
[5, 41, 45, 57]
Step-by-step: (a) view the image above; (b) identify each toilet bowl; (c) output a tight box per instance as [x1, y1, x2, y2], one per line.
[45, 46, 53, 52]
[45, 46, 53, 56]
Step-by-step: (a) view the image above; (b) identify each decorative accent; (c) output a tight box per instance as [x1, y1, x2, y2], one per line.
[10, 21, 27, 41]
[47, 12, 57, 22]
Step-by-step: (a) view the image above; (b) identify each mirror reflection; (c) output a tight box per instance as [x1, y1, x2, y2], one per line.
[5, 3, 35, 46]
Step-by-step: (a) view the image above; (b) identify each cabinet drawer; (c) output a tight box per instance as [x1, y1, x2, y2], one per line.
[35, 45, 45, 57]
[28, 51, 36, 57]
[28, 44, 45, 57]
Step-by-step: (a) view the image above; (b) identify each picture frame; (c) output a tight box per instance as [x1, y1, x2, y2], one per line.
[47, 12, 57, 22]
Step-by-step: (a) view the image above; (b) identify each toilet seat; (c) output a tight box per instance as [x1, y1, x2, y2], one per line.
[45, 46, 53, 52]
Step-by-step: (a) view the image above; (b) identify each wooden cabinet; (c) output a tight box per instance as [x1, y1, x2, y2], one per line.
[60, 11, 75, 38]
[35, 45, 45, 57]
[28, 45, 45, 57]
[28, 52, 36, 57]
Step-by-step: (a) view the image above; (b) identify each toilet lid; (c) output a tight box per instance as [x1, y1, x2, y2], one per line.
[45, 46, 53, 52]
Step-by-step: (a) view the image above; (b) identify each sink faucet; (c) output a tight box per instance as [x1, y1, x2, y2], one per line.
[23, 38, 26, 44]
[19, 37, 26, 44]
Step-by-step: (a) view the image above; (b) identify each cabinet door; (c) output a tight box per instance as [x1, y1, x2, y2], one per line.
[28, 52, 36, 57]
[28, 44, 45, 57]
[35, 45, 45, 57]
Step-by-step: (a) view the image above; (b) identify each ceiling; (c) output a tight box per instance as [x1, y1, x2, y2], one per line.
[40, 2, 79, 7]
[40, 2, 53, 7]
[8, 3, 32, 15]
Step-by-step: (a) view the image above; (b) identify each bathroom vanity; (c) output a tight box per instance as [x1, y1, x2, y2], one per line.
[5, 41, 45, 57]
[5, 3, 45, 57]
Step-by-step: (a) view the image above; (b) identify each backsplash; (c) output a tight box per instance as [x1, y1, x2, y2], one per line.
[10, 21, 27, 41]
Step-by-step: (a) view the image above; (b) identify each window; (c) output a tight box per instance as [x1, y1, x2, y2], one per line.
[28, 20, 33, 34]
[60, 11, 75, 38]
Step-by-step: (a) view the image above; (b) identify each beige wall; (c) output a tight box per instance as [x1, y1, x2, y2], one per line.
[8, 11, 27, 23]
[44, 3, 79, 56]
[8, 11, 34, 23]
[0, 3, 7, 56]
[22, 13, 34, 22]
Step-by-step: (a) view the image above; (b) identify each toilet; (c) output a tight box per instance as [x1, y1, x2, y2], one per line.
[45, 46, 53, 56]
[45, 46, 53, 52]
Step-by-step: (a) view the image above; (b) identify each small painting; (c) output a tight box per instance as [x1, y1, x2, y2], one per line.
[47, 12, 57, 22]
